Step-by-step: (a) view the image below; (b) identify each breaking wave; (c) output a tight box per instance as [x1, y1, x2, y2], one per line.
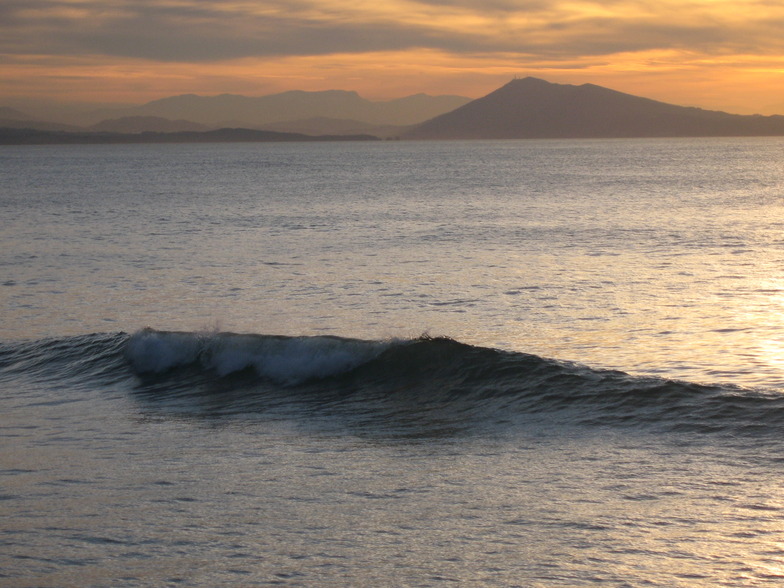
[2, 328, 784, 436]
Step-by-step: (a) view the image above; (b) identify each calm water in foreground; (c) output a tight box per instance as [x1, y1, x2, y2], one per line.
[3, 138, 784, 586]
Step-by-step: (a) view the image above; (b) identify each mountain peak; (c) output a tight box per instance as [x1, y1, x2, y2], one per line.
[507, 76, 552, 84]
[404, 78, 784, 139]
[503, 76, 567, 89]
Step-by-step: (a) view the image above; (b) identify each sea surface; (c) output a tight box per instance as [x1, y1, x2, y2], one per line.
[3, 138, 784, 586]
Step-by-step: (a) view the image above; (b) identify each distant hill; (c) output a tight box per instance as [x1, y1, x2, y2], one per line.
[0, 105, 83, 132]
[404, 77, 784, 139]
[0, 119, 84, 132]
[86, 91, 471, 128]
[0, 127, 380, 145]
[0, 106, 32, 121]
[89, 116, 210, 133]
[259, 116, 409, 138]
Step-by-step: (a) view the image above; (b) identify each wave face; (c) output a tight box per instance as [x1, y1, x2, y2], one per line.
[3, 328, 784, 436]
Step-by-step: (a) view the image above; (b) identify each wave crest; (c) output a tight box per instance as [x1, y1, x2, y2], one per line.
[125, 328, 395, 385]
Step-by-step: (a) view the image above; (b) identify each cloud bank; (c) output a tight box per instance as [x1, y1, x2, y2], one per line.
[2, 0, 784, 113]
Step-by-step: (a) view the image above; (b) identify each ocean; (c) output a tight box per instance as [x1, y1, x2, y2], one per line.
[3, 138, 784, 586]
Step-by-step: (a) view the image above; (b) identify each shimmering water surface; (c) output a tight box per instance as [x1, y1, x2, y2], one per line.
[3, 138, 784, 586]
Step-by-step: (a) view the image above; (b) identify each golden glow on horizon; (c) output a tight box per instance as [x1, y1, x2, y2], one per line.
[2, 0, 784, 113]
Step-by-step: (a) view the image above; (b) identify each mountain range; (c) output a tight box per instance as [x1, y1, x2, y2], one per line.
[0, 90, 471, 137]
[105, 90, 472, 128]
[4, 78, 784, 143]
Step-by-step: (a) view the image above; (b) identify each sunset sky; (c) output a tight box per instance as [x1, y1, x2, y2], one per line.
[3, 0, 784, 114]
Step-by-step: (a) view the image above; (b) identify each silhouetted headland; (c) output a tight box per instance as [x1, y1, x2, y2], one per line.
[404, 77, 784, 139]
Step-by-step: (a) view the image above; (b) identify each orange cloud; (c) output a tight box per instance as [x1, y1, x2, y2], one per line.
[2, 0, 784, 113]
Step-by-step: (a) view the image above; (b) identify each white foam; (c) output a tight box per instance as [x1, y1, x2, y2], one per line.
[204, 333, 391, 384]
[126, 329, 395, 384]
[125, 328, 203, 373]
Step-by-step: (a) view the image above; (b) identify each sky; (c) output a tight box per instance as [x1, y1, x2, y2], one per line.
[2, 0, 784, 115]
